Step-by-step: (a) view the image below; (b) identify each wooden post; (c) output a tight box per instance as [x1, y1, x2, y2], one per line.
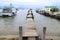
[43, 27, 46, 40]
[19, 26, 22, 40]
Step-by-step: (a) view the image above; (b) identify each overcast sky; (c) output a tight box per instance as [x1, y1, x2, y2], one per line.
[0, 0, 60, 8]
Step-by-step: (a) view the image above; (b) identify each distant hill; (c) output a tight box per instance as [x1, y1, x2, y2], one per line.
[0, 6, 4, 9]
[0, 6, 14, 9]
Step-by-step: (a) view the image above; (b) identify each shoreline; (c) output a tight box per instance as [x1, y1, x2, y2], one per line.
[0, 35, 19, 40]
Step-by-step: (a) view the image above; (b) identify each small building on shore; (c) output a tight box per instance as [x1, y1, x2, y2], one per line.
[44, 6, 57, 12]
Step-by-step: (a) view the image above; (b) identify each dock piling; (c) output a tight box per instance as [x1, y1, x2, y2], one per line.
[43, 27, 46, 40]
[19, 26, 22, 40]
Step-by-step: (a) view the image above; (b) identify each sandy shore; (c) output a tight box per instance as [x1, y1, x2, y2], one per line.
[45, 35, 60, 40]
[0, 35, 19, 40]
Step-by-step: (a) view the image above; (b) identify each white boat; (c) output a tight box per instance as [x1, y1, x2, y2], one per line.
[0, 7, 16, 17]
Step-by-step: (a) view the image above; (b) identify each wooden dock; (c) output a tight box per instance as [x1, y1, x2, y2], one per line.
[19, 10, 38, 40]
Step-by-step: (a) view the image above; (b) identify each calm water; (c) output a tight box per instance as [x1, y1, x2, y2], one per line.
[0, 9, 60, 39]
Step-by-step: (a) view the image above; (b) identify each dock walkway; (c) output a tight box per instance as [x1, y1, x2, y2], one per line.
[19, 10, 38, 40]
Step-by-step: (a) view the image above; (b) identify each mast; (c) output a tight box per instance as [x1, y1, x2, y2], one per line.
[10, 3, 12, 8]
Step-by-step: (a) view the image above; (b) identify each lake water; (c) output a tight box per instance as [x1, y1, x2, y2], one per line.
[0, 9, 60, 40]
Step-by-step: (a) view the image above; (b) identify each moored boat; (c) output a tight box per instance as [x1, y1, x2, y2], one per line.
[0, 7, 16, 17]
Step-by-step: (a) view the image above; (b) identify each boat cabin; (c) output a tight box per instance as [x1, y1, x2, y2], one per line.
[3, 8, 12, 13]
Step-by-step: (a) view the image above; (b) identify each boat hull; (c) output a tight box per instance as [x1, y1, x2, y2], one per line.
[0, 12, 16, 17]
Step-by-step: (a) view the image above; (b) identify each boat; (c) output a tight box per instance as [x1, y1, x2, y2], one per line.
[0, 7, 16, 17]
